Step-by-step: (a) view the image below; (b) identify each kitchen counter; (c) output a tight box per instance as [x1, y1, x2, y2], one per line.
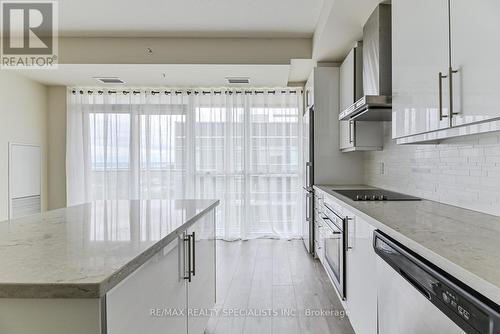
[0, 199, 219, 298]
[314, 185, 500, 306]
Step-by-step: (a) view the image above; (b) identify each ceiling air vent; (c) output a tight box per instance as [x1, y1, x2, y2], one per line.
[94, 77, 125, 84]
[226, 77, 250, 85]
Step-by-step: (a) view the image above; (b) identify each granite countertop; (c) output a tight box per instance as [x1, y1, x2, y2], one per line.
[314, 184, 500, 306]
[0, 199, 219, 299]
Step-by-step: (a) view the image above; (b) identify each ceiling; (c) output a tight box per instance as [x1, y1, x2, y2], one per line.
[9, 0, 387, 87]
[313, 0, 385, 61]
[58, 0, 324, 38]
[11, 64, 292, 87]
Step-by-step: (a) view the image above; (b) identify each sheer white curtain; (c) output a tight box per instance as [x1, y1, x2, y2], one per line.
[67, 88, 303, 240]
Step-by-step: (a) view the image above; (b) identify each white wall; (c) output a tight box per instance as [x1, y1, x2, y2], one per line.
[59, 37, 311, 65]
[314, 65, 365, 185]
[47, 86, 67, 210]
[0, 71, 48, 221]
[364, 123, 500, 216]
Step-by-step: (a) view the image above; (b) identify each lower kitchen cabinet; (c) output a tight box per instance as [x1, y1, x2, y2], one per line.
[314, 218, 325, 263]
[345, 210, 378, 334]
[339, 121, 383, 152]
[106, 209, 216, 334]
[314, 192, 325, 261]
[106, 235, 188, 334]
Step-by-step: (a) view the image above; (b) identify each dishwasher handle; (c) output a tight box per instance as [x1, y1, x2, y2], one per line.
[399, 269, 431, 300]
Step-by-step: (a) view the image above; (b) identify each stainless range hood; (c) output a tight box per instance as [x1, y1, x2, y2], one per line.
[339, 3, 392, 121]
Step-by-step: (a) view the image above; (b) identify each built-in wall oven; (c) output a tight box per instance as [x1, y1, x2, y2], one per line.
[321, 203, 347, 300]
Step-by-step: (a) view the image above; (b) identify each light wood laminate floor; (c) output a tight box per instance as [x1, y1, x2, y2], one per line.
[205, 239, 355, 334]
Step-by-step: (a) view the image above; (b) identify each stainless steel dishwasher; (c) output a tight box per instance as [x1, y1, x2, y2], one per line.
[374, 231, 500, 334]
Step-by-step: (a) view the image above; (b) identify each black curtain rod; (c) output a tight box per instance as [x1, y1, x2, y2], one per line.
[72, 89, 302, 95]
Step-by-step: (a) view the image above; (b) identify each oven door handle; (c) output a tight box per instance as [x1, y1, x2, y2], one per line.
[321, 216, 342, 234]
[323, 203, 345, 221]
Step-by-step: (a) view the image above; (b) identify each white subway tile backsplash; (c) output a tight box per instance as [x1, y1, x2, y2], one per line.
[486, 156, 500, 163]
[477, 134, 499, 145]
[364, 123, 500, 217]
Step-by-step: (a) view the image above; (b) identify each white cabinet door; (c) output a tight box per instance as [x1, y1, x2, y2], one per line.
[345, 213, 377, 334]
[106, 236, 188, 334]
[314, 191, 325, 261]
[392, 0, 449, 138]
[339, 51, 354, 151]
[450, 0, 500, 127]
[187, 210, 216, 334]
[339, 120, 354, 150]
[340, 49, 355, 112]
[305, 71, 314, 108]
[339, 48, 357, 151]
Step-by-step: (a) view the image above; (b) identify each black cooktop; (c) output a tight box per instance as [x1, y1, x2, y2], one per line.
[333, 189, 421, 201]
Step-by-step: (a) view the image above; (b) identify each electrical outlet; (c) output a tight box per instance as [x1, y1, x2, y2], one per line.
[380, 162, 385, 175]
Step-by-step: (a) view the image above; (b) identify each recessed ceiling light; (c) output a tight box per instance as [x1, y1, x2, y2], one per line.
[93, 77, 125, 84]
[226, 77, 250, 85]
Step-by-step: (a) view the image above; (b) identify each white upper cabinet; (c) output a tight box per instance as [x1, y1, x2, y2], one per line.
[450, 0, 500, 127]
[339, 48, 358, 151]
[393, 0, 500, 142]
[340, 48, 357, 112]
[339, 45, 383, 151]
[392, 0, 449, 139]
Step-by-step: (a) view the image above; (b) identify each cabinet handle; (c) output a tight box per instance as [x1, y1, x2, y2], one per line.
[345, 217, 353, 250]
[438, 71, 448, 121]
[448, 67, 459, 127]
[306, 193, 313, 221]
[348, 120, 355, 144]
[305, 162, 312, 189]
[190, 232, 196, 277]
[183, 234, 192, 282]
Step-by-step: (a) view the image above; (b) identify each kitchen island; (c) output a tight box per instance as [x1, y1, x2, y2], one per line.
[0, 199, 219, 334]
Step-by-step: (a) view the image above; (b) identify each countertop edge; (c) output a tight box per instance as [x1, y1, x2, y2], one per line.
[98, 199, 219, 297]
[0, 199, 220, 299]
[313, 185, 500, 306]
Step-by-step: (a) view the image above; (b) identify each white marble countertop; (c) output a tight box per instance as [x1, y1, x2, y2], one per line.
[0, 199, 219, 299]
[314, 184, 500, 306]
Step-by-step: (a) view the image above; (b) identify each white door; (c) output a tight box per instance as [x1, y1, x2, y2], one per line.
[345, 214, 377, 334]
[392, 0, 449, 138]
[450, 0, 500, 127]
[106, 236, 188, 334]
[187, 211, 216, 334]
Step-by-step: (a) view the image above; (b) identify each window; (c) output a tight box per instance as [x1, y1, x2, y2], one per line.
[68, 90, 303, 240]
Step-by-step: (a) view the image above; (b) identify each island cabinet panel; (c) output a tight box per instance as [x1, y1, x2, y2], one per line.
[105, 208, 216, 334]
[0, 299, 101, 334]
[186, 211, 216, 334]
[106, 235, 188, 334]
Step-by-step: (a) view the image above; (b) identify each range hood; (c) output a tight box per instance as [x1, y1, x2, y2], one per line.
[339, 3, 392, 121]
